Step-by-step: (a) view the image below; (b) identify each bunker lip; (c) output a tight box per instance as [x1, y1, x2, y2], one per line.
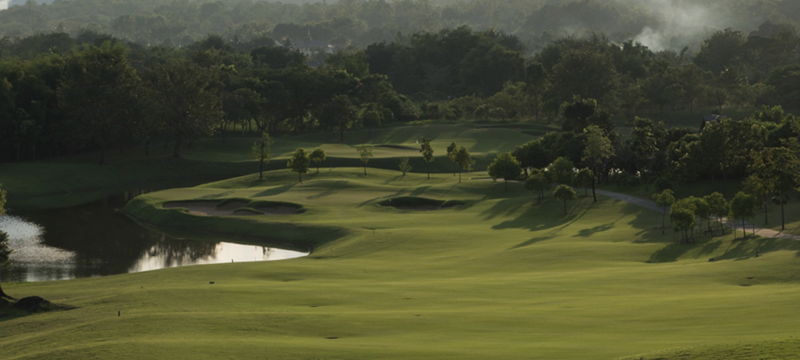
[163, 201, 301, 216]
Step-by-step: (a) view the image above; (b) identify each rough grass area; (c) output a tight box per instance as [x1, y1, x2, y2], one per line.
[5, 168, 800, 359]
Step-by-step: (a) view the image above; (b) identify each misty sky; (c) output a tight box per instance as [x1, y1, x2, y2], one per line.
[0, 1, 8, 11]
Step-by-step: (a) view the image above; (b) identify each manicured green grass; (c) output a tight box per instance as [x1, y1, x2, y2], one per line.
[0, 124, 533, 209]
[5, 168, 800, 359]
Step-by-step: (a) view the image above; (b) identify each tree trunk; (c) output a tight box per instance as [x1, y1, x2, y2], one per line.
[662, 207, 666, 235]
[363, 165, 367, 176]
[591, 177, 597, 203]
[458, 170, 462, 183]
[172, 138, 183, 158]
[742, 219, 747, 239]
[0, 283, 14, 300]
[781, 202, 785, 231]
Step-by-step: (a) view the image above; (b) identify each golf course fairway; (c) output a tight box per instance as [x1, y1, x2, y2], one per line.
[3, 166, 800, 359]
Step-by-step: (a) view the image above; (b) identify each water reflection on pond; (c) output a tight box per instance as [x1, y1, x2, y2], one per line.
[0, 192, 307, 283]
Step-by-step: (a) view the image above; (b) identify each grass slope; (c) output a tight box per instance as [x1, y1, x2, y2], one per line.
[4, 169, 800, 359]
[0, 124, 533, 209]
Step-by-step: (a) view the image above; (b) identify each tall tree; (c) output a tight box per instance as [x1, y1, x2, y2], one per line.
[653, 189, 675, 235]
[361, 109, 382, 137]
[575, 168, 593, 197]
[582, 125, 615, 202]
[357, 145, 373, 176]
[628, 117, 663, 185]
[550, 48, 619, 106]
[453, 146, 474, 183]
[553, 184, 577, 215]
[252, 132, 273, 180]
[705, 192, 729, 235]
[59, 41, 143, 164]
[692, 196, 712, 235]
[144, 60, 223, 158]
[419, 136, 434, 179]
[670, 199, 696, 243]
[524, 169, 550, 203]
[447, 142, 458, 176]
[548, 156, 575, 186]
[320, 94, 357, 142]
[746, 147, 800, 230]
[398, 157, 412, 175]
[288, 148, 310, 184]
[309, 148, 327, 173]
[487, 152, 522, 191]
[729, 191, 759, 239]
[512, 139, 550, 177]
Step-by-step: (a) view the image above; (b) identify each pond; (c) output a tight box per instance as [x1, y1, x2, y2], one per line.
[0, 192, 308, 283]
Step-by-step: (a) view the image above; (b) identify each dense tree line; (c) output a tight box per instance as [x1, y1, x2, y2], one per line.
[510, 98, 800, 239]
[0, 33, 415, 162]
[3, 25, 800, 170]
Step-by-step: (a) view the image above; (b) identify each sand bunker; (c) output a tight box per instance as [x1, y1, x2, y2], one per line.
[164, 201, 300, 216]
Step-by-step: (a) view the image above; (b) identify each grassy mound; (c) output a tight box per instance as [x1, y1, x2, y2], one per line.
[0, 296, 72, 320]
[163, 198, 305, 216]
[379, 196, 465, 210]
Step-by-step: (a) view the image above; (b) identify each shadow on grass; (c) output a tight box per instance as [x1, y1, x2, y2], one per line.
[646, 235, 800, 263]
[410, 186, 431, 196]
[197, 190, 235, 199]
[0, 299, 76, 323]
[493, 198, 591, 233]
[306, 181, 349, 199]
[507, 235, 558, 250]
[252, 183, 297, 197]
[574, 223, 614, 237]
